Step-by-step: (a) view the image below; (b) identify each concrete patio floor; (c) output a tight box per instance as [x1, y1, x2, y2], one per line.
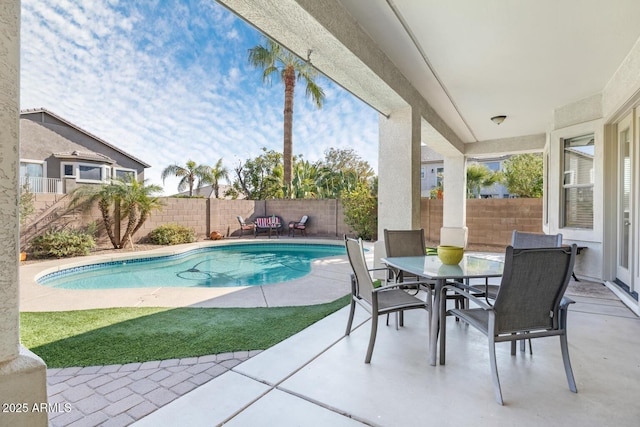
[20, 240, 640, 426]
[131, 277, 639, 427]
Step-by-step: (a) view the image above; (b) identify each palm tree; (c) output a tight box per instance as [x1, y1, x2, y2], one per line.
[70, 177, 162, 249]
[119, 177, 163, 248]
[203, 158, 230, 198]
[248, 38, 325, 195]
[161, 160, 211, 196]
[466, 163, 500, 198]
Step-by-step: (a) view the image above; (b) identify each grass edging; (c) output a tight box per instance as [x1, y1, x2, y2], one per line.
[20, 295, 350, 368]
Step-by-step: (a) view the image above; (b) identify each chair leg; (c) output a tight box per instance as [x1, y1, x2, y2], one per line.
[560, 333, 577, 393]
[365, 313, 379, 363]
[345, 298, 356, 336]
[489, 336, 504, 405]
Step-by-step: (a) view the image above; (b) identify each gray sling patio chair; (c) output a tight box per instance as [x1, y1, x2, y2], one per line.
[383, 229, 429, 283]
[469, 230, 563, 353]
[442, 245, 578, 405]
[472, 230, 564, 300]
[344, 236, 432, 363]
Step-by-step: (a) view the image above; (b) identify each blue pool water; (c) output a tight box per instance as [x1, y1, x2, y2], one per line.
[38, 243, 346, 290]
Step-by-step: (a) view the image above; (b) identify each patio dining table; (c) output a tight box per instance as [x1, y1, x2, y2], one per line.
[381, 253, 504, 366]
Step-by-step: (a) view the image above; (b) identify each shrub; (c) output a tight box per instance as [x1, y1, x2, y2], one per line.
[149, 224, 196, 245]
[341, 181, 378, 241]
[31, 229, 96, 259]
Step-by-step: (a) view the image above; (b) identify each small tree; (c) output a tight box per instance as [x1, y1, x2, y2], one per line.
[232, 148, 283, 200]
[502, 154, 543, 198]
[341, 179, 378, 241]
[19, 182, 35, 226]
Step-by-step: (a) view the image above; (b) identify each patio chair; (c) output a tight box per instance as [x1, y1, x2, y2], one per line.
[344, 236, 432, 363]
[383, 229, 428, 283]
[469, 230, 563, 353]
[288, 215, 309, 237]
[236, 216, 254, 236]
[470, 230, 563, 301]
[442, 245, 578, 405]
[384, 229, 465, 320]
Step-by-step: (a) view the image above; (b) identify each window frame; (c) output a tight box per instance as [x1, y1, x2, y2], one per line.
[112, 167, 137, 181]
[561, 133, 595, 230]
[60, 162, 109, 183]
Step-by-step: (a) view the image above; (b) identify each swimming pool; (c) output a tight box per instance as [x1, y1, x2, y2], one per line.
[37, 243, 346, 290]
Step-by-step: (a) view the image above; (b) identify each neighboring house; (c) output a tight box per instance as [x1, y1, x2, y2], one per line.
[420, 146, 511, 198]
[19, 108, 150, 194]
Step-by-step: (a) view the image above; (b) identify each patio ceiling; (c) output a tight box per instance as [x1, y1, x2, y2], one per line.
[219, 0, 640, 152]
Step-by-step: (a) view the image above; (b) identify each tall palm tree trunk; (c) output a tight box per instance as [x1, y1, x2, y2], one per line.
[283, 65, 296, 196]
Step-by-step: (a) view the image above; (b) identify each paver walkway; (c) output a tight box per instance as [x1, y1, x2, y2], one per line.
[46, 351, 261, 427]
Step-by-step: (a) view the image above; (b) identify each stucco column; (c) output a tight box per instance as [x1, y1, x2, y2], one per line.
[440, 155, 468, 247]
[375, 106, 421, 263]
[0, 2, 49, 425]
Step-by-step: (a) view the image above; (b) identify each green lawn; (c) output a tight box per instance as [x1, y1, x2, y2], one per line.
[21, 295, 349, 368]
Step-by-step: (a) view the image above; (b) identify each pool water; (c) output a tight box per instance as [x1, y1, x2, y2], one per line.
[38, 243, 346, 290]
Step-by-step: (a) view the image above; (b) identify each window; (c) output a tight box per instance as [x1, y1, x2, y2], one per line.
[113, 168, 136, 181]
[20, 161, 43, 178]
[20, 160, 45, 192]
[63, 164, 74, 177]
[78, 164, 104, 181]
[436, 167, 444, 188]
[562, 134, 594, 229]
[420, 167, 425, 180]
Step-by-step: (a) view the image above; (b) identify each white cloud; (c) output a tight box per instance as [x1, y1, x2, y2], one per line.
[20, 0, 379, 195]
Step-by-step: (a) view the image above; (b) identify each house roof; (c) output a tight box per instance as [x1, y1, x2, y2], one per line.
[20, 108, 151, 168]
[53, 150, 116, 164]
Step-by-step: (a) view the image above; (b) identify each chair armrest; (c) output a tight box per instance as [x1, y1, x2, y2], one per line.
[373, 280, 432, 294]
[560, 296, 575, 309]
[442, 284, 493, 310]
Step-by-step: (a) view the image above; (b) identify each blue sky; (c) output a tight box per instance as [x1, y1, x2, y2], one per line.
[20, 0, 379, 195]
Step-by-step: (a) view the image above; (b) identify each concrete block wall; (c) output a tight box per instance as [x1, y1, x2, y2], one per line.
[420, 198, 543, 247]
[466, 198, 542, 246]
[26, 196, 542, 247]
[262, 199, 343, 237]
[210, 199, 257, 237]
[137, 197, 208, 238]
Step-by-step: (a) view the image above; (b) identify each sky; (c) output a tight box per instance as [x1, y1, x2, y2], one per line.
[20, 0, 379, 195]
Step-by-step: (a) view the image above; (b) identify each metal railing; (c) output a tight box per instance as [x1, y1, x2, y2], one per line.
[20, 176, 63, 194]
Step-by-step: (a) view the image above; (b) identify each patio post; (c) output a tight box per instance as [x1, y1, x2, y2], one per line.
[0, 2, 49, 425]
[440, 155, 468, 247]
[374, 106, 421, 268]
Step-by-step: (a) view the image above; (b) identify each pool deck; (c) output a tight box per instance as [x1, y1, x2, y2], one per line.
[19, 238, 353, 312]
[21, 237, 356, 426]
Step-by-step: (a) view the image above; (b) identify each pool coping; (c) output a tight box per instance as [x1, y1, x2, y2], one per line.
[19, 238, 356, 312]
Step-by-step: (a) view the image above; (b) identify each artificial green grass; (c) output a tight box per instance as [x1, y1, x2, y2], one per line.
[20, 295, 349, 368]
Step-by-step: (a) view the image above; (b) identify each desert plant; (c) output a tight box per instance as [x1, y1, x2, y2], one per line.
[19, 182, 35, 226]
[31, 229, 96, 259]
[148, 224, 196, 245]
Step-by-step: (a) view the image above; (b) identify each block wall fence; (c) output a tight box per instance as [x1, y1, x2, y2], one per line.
[29, 195, 542, 248]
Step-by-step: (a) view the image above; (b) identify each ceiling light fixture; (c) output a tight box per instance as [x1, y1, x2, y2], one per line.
[491, 115, 507, 125]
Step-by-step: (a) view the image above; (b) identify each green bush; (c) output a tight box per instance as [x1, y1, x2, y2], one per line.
[341, 181, 378, 241]
[31, 229, 96, 259]
[149, 224, 196, 245]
